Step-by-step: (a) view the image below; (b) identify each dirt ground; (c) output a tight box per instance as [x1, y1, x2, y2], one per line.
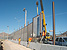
[3, 40, 31, 50]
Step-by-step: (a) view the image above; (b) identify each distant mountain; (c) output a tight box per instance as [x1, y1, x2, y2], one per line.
[56, 31, 67, 37]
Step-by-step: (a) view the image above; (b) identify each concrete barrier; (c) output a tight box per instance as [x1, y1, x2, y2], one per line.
[10, 40, 67, 50]
[29, 42, 36, 49]
[40, 44, 61, 50]
[34, 43, 42, 50]
[60, 46, 67, 50]
[29, 42, 41, 50]
[22, 41, 27, 47]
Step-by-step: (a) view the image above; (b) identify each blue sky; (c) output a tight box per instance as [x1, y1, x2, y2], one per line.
[0, 0, 67, 35]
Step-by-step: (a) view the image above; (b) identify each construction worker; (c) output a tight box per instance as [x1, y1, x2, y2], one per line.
[40, 30, 46, 43]
[42, 30, 46, 38]
[18, 37, 21, 44]
[27, 37, 32, 47]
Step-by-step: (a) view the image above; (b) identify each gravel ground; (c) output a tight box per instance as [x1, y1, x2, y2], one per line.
[3, 40, 31, 50]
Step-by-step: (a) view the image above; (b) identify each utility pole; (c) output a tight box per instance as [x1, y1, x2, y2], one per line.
[52, 1, 55, 45]
[7, 26, 9, 40]
[23, 8, 27, 26]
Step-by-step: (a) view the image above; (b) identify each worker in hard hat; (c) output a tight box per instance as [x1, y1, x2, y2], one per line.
[40, 30, 46, 43]
[27, 37, 32, 47]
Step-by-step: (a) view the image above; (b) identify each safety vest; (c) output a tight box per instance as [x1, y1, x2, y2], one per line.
[42, 31, 46, 36]
[29, 38, 32, 42]
[19, 38, 21, 41]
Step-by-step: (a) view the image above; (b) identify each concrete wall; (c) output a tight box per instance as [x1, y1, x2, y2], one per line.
[33, 17, 37, 37]
[23, 26, 27, 41]
[27, 23, 32, 40]
[9, 22, 33, 41]
[9, 29, 23, 40]
[9, 14, 43, 41]
[14, 30, 21, 40]
[21, 28, 23, 41]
